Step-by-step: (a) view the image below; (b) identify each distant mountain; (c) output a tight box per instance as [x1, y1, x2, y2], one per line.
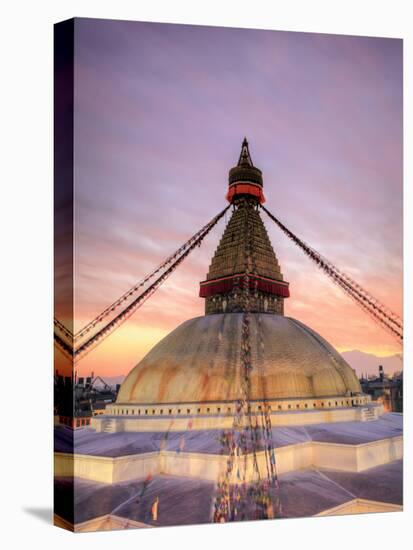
[341, 350, 403, 378]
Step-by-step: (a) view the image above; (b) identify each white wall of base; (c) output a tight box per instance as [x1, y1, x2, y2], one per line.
[316, 498, 403, 516]
[54, 434, 402, 484]
[54, 514, 150, 532]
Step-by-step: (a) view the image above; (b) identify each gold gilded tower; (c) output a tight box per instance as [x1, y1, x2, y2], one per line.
[200, 138, 290, 315]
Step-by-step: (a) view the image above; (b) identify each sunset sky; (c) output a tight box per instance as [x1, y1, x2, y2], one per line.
[72, 19, 402, 378]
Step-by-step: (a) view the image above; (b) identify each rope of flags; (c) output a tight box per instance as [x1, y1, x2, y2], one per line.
[54, 206, 230, 361]
[261, 205, 403, 343]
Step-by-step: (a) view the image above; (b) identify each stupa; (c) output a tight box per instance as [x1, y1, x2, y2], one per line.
[55, 140, 402, 530]
[98, 138, 373, 429]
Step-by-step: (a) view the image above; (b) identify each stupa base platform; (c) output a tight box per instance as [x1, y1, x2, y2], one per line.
[54, 460, 403, 532]
[55, 413, 402, 485]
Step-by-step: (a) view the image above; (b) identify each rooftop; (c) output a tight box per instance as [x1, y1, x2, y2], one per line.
[55, 413, 402, 458]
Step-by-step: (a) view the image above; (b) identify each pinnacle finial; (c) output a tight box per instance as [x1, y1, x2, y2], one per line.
[238, 137, 253, 167]
[227, 138, 264, 203]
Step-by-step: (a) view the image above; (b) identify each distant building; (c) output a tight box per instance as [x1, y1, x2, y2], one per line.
[54, 369, 119, 428]
[360, 366, 403, 412]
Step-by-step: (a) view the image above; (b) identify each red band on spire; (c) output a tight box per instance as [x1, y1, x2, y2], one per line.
[226, 183, 266, 204]
[200, 274, 289, 298]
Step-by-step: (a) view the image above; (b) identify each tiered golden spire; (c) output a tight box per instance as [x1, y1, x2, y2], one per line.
[200, 140, 289, 315]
